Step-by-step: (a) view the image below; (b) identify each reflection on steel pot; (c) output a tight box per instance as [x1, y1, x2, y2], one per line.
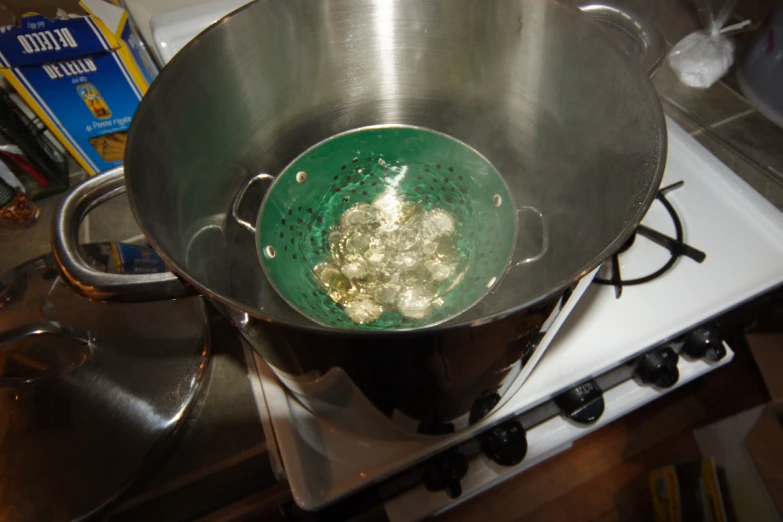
[52, 0, 665, 434]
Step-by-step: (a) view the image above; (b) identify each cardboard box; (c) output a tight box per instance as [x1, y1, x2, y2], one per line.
[649, 458, 729, 522]
[746, 404, 783, 517]
[0, 0, 157, 175]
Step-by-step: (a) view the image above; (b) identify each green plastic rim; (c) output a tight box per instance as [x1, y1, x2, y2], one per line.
[256, 125, 517, 330]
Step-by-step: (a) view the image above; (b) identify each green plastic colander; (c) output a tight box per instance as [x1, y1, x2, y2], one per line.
[253, 126, 517, 331]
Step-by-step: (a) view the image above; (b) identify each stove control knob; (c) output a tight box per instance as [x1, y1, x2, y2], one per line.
[554, 379, 605, 424]
[682, 325, 726, 362]
[634, 346, 679, 389]
[481, 420, 527, 466]
[422, 451, 468, 499]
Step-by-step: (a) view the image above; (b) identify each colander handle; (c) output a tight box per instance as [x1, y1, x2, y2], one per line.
[51, 166, 195, 302]
[231, 173, 275, 233]
[510, 205, 549, 269]
[575, 2, 665, 78]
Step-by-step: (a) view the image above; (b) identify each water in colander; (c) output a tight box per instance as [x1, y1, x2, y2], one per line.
[313, 186, 464, 324]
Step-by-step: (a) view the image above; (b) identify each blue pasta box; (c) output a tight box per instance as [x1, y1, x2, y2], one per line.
[0, 0, 158, 175]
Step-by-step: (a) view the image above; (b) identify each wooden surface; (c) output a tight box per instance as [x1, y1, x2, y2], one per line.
[437, 337, 769, 522]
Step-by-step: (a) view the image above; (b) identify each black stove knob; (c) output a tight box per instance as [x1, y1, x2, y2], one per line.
[682, 325, 726, 362]
[422, 451, 469, 499]
[554, 379, 605, 425]
[481, 420, 527, 466]
[634, 346, 679, 389]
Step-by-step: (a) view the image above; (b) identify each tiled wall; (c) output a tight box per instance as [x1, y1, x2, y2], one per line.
[650, 0, 783, 208]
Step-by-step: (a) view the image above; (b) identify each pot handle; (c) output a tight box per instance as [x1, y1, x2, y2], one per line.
[51, 166, 195, 302]
[575, 2, 665, 78]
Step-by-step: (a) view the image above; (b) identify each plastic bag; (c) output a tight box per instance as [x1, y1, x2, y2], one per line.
[668, 0, 749, 88]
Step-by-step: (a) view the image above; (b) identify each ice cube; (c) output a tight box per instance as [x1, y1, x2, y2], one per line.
[313, 263, 353, 303]
[314, 263, 339, 285]
[387, 222, 419, 252]
[377, 284, 401, 306]
[328, 231, 343, 260]
[340, 202, 379, 228]
[317, 189, 462, 325]
[366, 248, 386, 265]
[372, 190, 404, 225]
[344, 295, 384, 324]
[392, 252, 422, 271]
[342, 261, 368, 279]
[344, 231, 371, 256]
[399, 202, 422, 224]
[397, 287, 434, 320]
[422, 240, 438, 255]
[402, 264, 432, 287]
[420, 209, 456, 240]
[425, 260, 452, 281]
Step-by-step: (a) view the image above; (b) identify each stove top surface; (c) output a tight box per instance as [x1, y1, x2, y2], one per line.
[250, 118, 783, 511]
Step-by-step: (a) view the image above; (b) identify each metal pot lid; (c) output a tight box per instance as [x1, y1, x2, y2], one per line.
[0, 243, 210, 522]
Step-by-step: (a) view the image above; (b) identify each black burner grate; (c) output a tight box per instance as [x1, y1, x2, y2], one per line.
[594, 181, 706, 298]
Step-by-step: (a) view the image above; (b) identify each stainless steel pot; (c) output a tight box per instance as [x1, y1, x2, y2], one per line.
[52, 0, 665, 434]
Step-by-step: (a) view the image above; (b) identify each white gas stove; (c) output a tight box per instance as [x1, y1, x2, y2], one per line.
[244, 118, 783, 520]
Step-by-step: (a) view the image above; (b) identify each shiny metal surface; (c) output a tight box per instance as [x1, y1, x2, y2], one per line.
[576, 1, 665, 76]
[0, 321, 91, 348]
[55, 0, 665, 333]
[0, 322, 92, 386]
[50, 0, 665, 433]
[0, 246, 209, 522]
[105, 311, 275, 522]
[236, 290, 567, 434]
[231, 173, 274, 234]
[52, 166, 194, 302]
